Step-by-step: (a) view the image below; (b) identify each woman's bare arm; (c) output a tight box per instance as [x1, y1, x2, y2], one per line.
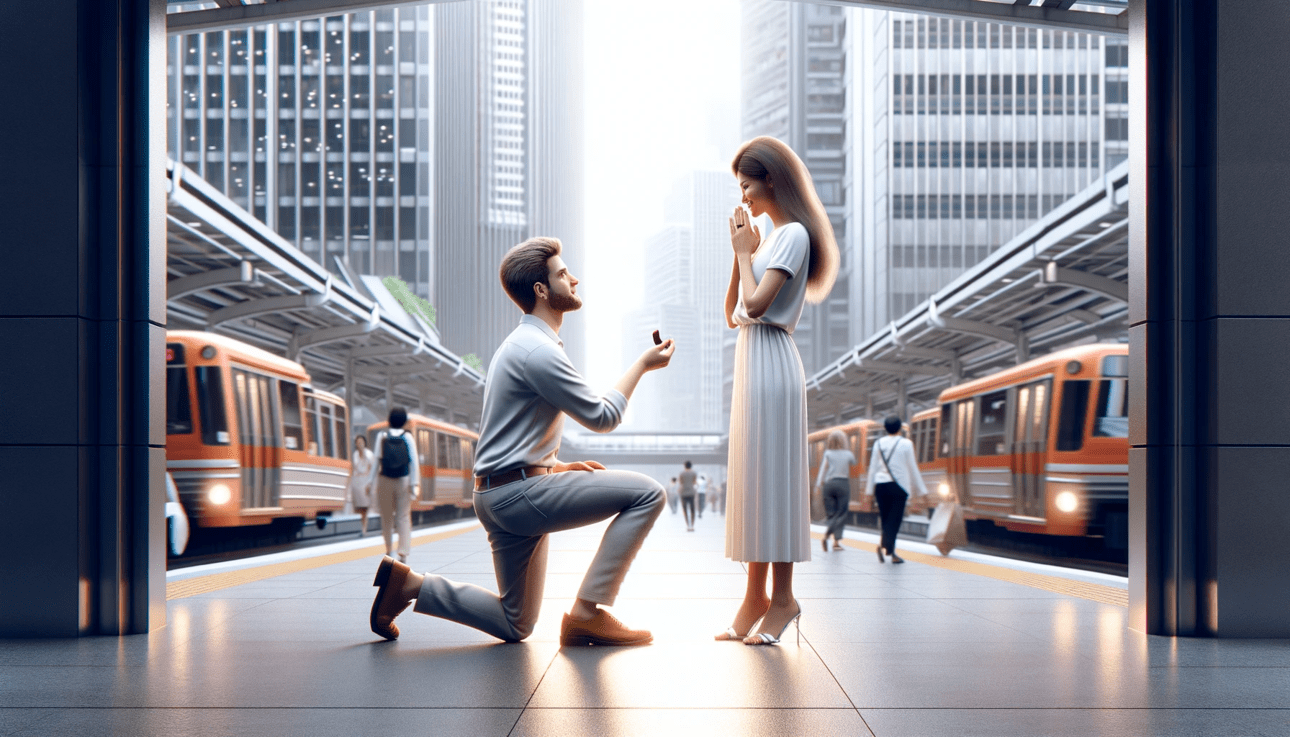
[724, 257, 740, 329]
[736, 257, 789, 320]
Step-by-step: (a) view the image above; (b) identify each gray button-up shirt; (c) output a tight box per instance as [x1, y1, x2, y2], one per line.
[473, 314, 628, 478]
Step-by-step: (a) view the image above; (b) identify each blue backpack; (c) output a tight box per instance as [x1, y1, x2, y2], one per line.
[379, 431, 411, 478]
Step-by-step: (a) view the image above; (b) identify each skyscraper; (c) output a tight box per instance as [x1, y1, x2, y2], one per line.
[433, 0, 585, 372]
[167, 7, 436, 298]
[846, 11, 1123, 342]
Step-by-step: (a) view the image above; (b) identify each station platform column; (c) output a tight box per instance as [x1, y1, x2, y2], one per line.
[0, 0, 167, 636]
[1131, 0, 1290, 636]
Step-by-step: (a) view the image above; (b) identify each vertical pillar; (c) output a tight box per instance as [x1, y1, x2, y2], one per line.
[0, 0, 167, 636]
[1130, 0, 1290, 637]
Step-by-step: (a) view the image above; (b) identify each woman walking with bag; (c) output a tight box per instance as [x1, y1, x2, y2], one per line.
[717, 136, 839, 646]
[814, 430, 856, 552]
[347, 435, 377, 537]
[865, 415, 928, 563]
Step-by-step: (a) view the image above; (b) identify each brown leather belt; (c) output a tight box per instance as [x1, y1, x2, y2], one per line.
[474, 465, 553, 491]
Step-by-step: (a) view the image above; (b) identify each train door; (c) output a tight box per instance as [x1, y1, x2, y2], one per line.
[968, 389, 1013, 517]
[458, 437, 474, 503]
[947, 399, 975, 505]
[847, 430, 864, 506]
[233, 368, 282, 509]
[1010, 380, 1051, 518]
[416, 428, 434, 501]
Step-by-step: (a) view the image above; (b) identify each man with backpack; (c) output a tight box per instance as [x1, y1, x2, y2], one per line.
[372, 407, 419, 563]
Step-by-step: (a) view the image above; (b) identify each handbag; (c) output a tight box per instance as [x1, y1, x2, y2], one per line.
[926, 501, 968, 555]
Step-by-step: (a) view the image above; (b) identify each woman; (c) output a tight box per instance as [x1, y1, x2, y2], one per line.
[347, 434, 376, 538]
[864, 415, 929, 564]
[718, 136, 840, 646]
[814, 430, 856, 552]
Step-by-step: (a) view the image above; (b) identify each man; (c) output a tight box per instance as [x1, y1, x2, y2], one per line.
[678, 461, 697, 531]
[371, 407, 418, 562]
[369, 236, 675, 646]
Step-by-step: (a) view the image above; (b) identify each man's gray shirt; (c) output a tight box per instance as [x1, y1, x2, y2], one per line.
[473, 314, 628, 478]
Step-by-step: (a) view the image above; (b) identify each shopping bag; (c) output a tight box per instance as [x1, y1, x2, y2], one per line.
[926, 501, 967, 555]
[809, 484, 827, 523]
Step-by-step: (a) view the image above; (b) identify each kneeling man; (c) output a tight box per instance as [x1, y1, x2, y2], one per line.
[370, 236, 675, 646]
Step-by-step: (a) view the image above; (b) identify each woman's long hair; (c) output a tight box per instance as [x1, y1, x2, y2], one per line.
[731, 136, 839, 304]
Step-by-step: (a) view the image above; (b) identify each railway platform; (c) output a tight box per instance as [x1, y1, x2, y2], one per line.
[3, 513, 1287, 736]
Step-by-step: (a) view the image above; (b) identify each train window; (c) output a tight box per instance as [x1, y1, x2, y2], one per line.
[279, 381, 303, 450]
[1102, 354, 1128, 377]
[233, 371, 254, 446]
[1094, 379, 1128, 437]
[976, 390, 1008, 455]
[436, 432, 451, 469]
[417, 429, 432, 465]
[448, 435, 462, 469]
[166, 366, 193, 435]
[262, 374, 281, 449]
[460, 438, 473, 472]
[939, 405, 953, 456]
[304, 395, 319, 455]
[927, 417, 939, 461]
[334, 406, 349, 457]
[319, 403, 335, 457]
[1056, 380, 1091, 451]
[196, 367, 230, 445]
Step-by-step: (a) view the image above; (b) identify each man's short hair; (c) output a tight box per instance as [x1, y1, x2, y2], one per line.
[684, 460, 692, 469]
[389, 406, 408, 429]
[499, 236, 562, 313]
[884, 415, 902, 435]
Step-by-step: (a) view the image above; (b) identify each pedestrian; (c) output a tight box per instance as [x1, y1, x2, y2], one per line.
[864, 415, 929, 564]
[697, 474, 707, 519]
[667, 476, 679, 515]
[679, 461, 698, 531]
[368, 235, 675, 646]
[372, 408, 419, 563]
[347, 434, 376, 537]
[719, 136, 840, 646]
[813, 430, 856, 552]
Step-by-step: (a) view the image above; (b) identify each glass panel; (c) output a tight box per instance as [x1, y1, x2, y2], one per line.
[939, 404, 953, 456]
[304, 395, 320, 455]
[436, 432, 450, 470]
[1094, 380, 1129, 438]
[1056, 380, 1091, 451]
[279, 380, 303, 450]
[335, 406, 349, 457]
[196, 367, 230, 445]
[1102, 354, 1128, 377]
[976, 390, 1008, 455]
[320, 403, 335, 457]
[166, 367, 193, 435]
[1014, 387, 1031, 445]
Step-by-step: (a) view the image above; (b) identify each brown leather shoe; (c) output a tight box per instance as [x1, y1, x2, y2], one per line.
[370, 556, 413, 641]
[560, 610, 653, 647]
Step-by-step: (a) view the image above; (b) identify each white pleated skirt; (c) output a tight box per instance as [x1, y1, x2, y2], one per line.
[725, 323, 811, 563]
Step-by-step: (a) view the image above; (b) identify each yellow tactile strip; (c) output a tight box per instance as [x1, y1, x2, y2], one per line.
[166, 523, 482, 600]
[817, 532, 1129, 608]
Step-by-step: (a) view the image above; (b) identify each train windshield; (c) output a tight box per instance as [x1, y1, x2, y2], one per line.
[196, 366, 231, 445]
[1094, 379, 1128, 438]
[166, 365, 192, 435]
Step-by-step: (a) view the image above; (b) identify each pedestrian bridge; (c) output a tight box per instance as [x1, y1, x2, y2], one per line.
[561, 432, 728, 466]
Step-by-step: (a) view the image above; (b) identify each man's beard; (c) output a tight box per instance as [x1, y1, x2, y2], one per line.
[548, 290, 582, 313]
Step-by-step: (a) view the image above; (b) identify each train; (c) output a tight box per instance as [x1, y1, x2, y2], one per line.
[164, 330, 478, 545]
[366, 414, 478, 510]
[809, 343, 1129, 550]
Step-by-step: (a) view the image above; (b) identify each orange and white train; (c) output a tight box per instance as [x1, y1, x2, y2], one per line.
[366, 415, 478, 510]
[810, 343, 1129, 547]
[166, 331, 353, 529]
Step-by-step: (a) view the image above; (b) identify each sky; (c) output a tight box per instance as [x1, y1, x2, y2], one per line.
[580, 0, 743, 389]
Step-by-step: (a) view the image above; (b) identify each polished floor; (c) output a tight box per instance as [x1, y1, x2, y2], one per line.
[3, 509, 1289, 736]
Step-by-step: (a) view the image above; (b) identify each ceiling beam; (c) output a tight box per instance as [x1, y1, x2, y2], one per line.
[810, 0, 1127, 36]
[167, 0, 470, 35]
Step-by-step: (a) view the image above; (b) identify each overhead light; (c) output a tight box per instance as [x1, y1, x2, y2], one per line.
[1098, 222, 1112, 228]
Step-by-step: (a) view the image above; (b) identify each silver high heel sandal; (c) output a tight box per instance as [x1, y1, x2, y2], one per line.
[744, 602, 802, 646]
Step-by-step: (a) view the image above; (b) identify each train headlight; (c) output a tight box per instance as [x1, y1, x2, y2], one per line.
[207, 484, 232, 505]
[937, 482, 950, 498]
[1054, 491, 1079, 513]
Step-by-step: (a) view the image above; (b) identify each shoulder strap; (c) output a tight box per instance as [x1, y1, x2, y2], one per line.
[878, 438, 897, 478]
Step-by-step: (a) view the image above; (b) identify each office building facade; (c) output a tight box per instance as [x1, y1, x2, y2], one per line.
[740, 0, 852, 378]
[847, 11, 1126, 340]
[434, 0, 585, 371]
[167, 7, 435, 298]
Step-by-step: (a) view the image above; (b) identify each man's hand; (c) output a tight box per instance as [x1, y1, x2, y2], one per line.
[553, 460, 606, 473]
[637, 338, 675, 372]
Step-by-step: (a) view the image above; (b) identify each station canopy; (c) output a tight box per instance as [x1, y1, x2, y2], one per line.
[165, 0, 1126, 35]
[806, 161, 1128, 430]
[166, 161, 484, 428]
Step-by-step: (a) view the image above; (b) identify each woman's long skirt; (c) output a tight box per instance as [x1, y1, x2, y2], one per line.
[725, 323, 811, 563]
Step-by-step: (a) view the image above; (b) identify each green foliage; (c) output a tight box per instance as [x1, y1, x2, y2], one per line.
[461, 353, 483, 372]
[382, 276, 436, 326]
